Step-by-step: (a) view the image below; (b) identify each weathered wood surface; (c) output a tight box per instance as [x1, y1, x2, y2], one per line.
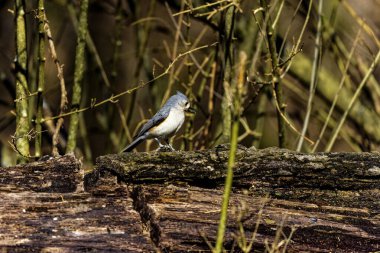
[0, 148, 379, 252]
[0, 155, 82, 193]
[0, 156, 155, 252]
[94, 146, 380, 209]
[131, 184, 379, 252]
[90, 146, 380, 252]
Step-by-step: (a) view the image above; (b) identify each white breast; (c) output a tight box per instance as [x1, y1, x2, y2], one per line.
[149, 108, 185, 138]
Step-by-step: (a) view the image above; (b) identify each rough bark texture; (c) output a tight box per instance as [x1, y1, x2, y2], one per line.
[91, 146, 380, 252]
[130, 184, 378, 252]
[0, 155, 154, 252]
[0, 147, 379, 252]
[0, 155, 81, 193]
[93, 146, 380, 209]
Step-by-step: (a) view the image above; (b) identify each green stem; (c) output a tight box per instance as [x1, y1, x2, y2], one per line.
[214, 117, 239, 253]
[220, 4, 235, 145]
[66, 0, 89, 153]
[35, 0, 46, 157]
[214, 51, 246, 253]
[14, 0, 30, 162]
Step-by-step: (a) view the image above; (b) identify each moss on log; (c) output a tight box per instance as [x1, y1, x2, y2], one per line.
[93, 146, 380, 209]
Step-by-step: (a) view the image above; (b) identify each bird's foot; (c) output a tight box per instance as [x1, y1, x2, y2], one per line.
[167, 144, 175, 151]
[156, 145, 175, 152]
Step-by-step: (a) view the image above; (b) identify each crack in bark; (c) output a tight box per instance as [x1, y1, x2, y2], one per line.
[131, 185, 162, 251]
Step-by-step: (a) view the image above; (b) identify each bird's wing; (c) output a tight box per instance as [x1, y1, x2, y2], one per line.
[135, 106, 170, 138]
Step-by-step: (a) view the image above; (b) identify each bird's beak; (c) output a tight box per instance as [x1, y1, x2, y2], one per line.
[186, 107, 196, 114]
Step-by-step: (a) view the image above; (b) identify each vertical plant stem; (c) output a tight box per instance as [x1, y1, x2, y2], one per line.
[110, 0, 124, 82]
[14, 0, 30, 161]
[44, 19, 68, 156]
[35, 0, 46, 157]
[220, 4, 235, 144]
[79, 113, 92, 161]
[312, 30, 361, 152]
[67, 3, 111, 89]
[271, 0, 285, 29]
[184, 7, 194, 151]
[199, 61, 216, 149]
[296, 0, 322, 151]
[325, 48, 380, 151]
[261, 0, 286, 147]
[214, 119, 238, 253]
[214, 52, 246, 253]
[252, 92, 268, 148]
[66, 0, 89, 153]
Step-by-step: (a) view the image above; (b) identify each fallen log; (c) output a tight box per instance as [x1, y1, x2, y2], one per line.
[130, 184, 378, 252]
[0, 155, 154, 252]
[0, 147, 379, 252]
[90, 146, 380, 252]
[0, 154, 81, 193]
[93, 146, 380, 209]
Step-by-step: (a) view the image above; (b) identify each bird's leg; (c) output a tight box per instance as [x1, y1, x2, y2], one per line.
[165, 138, 175, 151]
[154, 138, 164, 148]
[154, 138, 173, 152]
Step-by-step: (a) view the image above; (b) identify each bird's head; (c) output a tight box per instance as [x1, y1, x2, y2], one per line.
[174, 91, 196, 113]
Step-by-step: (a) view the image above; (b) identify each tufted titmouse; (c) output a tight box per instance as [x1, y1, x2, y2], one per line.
[121, 91, 195, 152]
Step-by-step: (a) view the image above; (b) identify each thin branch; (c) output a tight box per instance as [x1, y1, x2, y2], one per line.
[325, 48, 380, 151]
[341, 0, 380, 47]
[44, 14, 68, 156]
[312, 30, 361, 152]
[260, 0, 286, 147]
[280, 0, 313, 78]
[296, 0, 323, 151]
[42, 43, 216, 122]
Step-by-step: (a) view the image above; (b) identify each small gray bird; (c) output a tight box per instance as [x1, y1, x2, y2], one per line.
[121, 91, 195, 152]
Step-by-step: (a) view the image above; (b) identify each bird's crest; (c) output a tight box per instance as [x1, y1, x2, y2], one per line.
[176, 91, 187, 100]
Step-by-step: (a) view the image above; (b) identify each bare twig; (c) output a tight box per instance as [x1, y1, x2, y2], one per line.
[341, 0, 380, 47]
[42, 43, 216, 122]
[260, 0, 286, 147]
[44, 13, 68, 156]
[296, 0, 322, 151]
[325, 48, 380, 151]
[9, 129, 40, 159]
[280, 0, 313, 78]
[312, 30, 361, 152]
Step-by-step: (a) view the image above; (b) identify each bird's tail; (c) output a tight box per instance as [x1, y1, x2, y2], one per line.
[120, 135, 146, 153]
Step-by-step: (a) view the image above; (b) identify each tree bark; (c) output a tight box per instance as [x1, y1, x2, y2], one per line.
[0, 155, 154, 252]
[93, 146, 379, 209]
[0, 148, 379, 252]
[89, 146, 379, 252]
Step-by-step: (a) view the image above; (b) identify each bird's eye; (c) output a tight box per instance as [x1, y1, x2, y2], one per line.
[185, 102, 189, 107]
